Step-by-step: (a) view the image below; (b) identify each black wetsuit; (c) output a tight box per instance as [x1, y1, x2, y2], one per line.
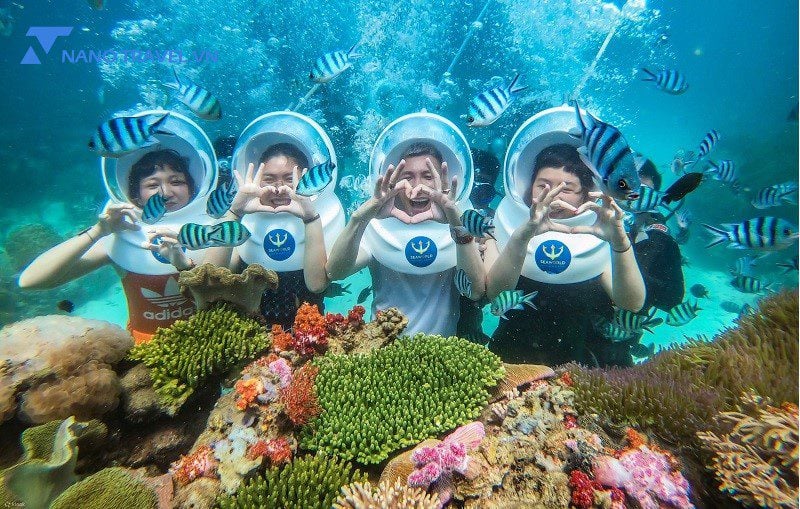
[489, 275, 631, 367]
[629, 212, 685, 311]
[259, 269, 324, 329]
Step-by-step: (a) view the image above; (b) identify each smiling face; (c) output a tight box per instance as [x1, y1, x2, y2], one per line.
[137, 165, 191, 212]
[530, 166, 589, 219]
[259, 155, 298, 207]
[394, 154, 440, 216]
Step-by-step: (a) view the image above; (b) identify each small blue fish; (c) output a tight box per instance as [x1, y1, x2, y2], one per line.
[665, 300, 701, 326]
[296, 160, 336, 196]
[165, 68, 222, 120]
[490, 290, 538, 319]
[356, 286, 372, 304]
[622, 186, 668, 213]
[466, 74, 528, 127]
[751, 183, 797, 209]
[178, 223, 212, 249]
[310, 43, 359, 83]
[703, 216, 798, 250]
[206, 179, 238, 219]
[89, 113, 170, 157]
[570, 101, 641, 200]
[705, 160, 737, 184]
[692, 129, 721, 163]
[207, 221, 251, 247]
[729, 254, 762, 277]
[454, 269, 472, 298]
[731, 274, 772, 293]
[641, 68, 689, 94]
[460, 209, 495, 239]
[141, 193, 167, 224]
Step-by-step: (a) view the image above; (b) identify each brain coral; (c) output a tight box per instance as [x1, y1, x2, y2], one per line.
[301, 334, 505, 464]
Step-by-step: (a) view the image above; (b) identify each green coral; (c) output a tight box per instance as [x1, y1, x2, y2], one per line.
[302, 334, 505, 464]
[216, 453, 366, 509]
[19, 418, 107, 462]
[50, 467, 157, 509]
[567, 290, 799, 448]
[128, 303, 269, 414]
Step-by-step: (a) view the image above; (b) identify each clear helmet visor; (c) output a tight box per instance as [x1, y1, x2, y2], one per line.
[231, 111, 337, 198]
[101, 110, 217, 208]
[369, 112, 473, 203]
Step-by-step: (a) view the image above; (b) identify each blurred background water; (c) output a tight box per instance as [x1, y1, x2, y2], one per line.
[0, 0, 796, 353]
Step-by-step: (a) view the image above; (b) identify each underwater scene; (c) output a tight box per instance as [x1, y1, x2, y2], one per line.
[0, 0, 798, 507]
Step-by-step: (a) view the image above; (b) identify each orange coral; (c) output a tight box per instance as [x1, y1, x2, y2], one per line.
[271, 324, 293, 352]
[625, 428, 647, 449]
[291, 303, 328, 355]
[234, 378, 264, 411]
[294, 302, 326, 334]
[170, 445, 217, 486]
[280, 364, 321, 426]
[247, 437, 293, 465]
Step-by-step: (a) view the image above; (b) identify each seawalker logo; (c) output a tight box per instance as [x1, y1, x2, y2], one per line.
[535, 240, 572, 275]
[21, 26, 218, 65]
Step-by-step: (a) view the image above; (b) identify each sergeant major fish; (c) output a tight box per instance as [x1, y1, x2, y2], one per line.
[310, 43, 359, 83]
[490, 290, 538, 319]
[296, 160, 336, 196]
[466, 73, 528, 127]
[751, 183, 798, 209]
[640, 68, 689, 94]
[178, 223, 212, 250]
[693, 129, 721, 163]
[702, 216, 798, 250]
[612, 307, 663, 333]
[206, 179, 238, 219]
[460, 209, 495, 239]
[705, 160, 737, 184]
[569, 101, 641, 200]
[731, 274, 772, 294]
[165, 68, 222, 120]
[207, 221, 250, 247]
[141, 193, 167, 224]
[88, 113, 171, 157]
[454, 268, 472, 298]
[665, 300, 701, 326]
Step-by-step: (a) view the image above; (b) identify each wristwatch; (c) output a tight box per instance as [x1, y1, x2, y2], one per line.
[450, 226, 474, 245]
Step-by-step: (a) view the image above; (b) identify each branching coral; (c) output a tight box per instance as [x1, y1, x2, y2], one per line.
[128, 303, 269, 414]
[215, 453, 367, 509]
[50, 467, 158, 509]
[567, 290, 799, 447]
[697, 392, 799, 508]
[334, 479, 441, 509]
[301, 334, 504, 464]
[178, 263, 278, 315]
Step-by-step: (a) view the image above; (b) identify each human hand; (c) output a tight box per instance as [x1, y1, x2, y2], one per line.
[97, 203, 140, 236]
[358, 160, 413, 222]
[571, 191, 630, 249]
[522, 183, 577, 238]
[405, 159, 459, 225]
[229, 163, 275, 216]
[270, 166, 318, 221]
[141, 227, 193, 269]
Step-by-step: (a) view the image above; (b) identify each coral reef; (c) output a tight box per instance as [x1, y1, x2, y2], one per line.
[215, 453, 367, 509]
[697, 392, 798, 508]
[289, 303, 329, 356]
[327, 306, 408, 355]
[280, 363, 322, 426]
[0, 315, 132, 423]
[334, 479, 441, 509]
[170, 444, 218, 486]
[567, 290, 799, 447]
[302, 334, 504, 464]
[178, 263, 278, 315]
[128, 303, 269, 414]
[4, 223, 63, 271]
[119, 363, 165, 423]
[50, 467, 158, 509]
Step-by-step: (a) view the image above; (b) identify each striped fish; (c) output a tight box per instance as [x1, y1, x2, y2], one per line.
[731, 274, 772, 293]
[296, 160, 336, 196]
[693, 129, 721, 162]
[207, 221, 251, 247]
[630, 342, 656, 359]
[570, 101, 641, 200]
[705, 160, 737, 184]
[640, 68, 689, 94]
[622, 186, 668, 213]
[751, 183, 797, 209]
[777, 255, 798, 273]
[178, 223, 212, 250]
[310, 43, 359, 83]
[592, 316, 637, 342]
[165, 68, 222, 120]
[729, 254, 762, 277]
[454, 269, 472, 298]
[665, 300, 701, 326]
[612, 307, 663, 333]
[702, 216, 798, 250]
[490, 290, 538, 319]
[141, 193, 167, 224]
[774, 181, 799, 195]
[206, 179, 238, 219]
[88, 113, 170, 157]
[466, 74, 528, 127]
[460, 209, 495, 239]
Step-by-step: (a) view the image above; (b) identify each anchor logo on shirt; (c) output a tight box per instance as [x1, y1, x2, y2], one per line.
[410, 239, 431, 254]
[268, 232, 289, 247]
[543, 243, 564, 260]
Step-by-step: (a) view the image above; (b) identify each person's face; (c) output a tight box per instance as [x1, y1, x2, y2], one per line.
[259, 155, 297, 207]
[530, 166, 588, 219]
[394, 155, 439, 216]
[138, 166, 191, 212]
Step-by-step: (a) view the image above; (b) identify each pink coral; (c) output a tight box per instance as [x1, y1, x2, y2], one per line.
[618, 445, 694, 509]
[268, 358, 293, 388]
[170, 445, 217, 486]
[569, 470, 598, 509]
[592, 455, 632, 488]
[408, 462, 443, 487]
[411, 445, 440, 467]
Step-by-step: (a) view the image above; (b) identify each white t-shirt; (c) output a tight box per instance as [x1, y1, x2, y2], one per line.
[368, 259, 460, 337]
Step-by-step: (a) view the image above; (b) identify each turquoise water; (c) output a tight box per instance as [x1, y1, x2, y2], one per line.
[0, 0, 797, 353]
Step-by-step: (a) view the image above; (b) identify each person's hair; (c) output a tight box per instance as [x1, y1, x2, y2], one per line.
[527, 143, 594, 204]
[400, 141, 444, 167]
[128, 149, 194, 201]
[258, 143, 309, 170]
[637, 158, 662, 190]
